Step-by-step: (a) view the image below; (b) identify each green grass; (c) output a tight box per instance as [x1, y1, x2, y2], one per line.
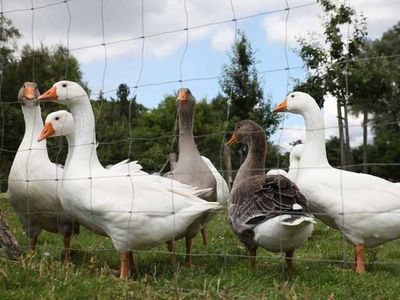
[1, 194, 400, 299]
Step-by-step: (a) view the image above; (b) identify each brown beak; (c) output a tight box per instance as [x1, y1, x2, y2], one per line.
[177, 89, 188, 104]
[38, 86, 58, 101]
[38, 122, 55, 142]
[273, 99, 287, 113]
[23, 86, 37, 100]
[227, 132, 237, 145]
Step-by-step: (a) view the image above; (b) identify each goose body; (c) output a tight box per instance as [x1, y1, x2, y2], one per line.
[38, 82, 221, 277]
[273, 91, 400, 272]
[227, 120, 314, 274]
[297, 166, 400, 247]
[7, 83, 78, 260]
[229, 175, 314, 254]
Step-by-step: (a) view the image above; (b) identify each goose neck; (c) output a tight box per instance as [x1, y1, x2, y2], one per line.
[179, 108, 194, 136]
[69, 100, 96, 146]
[20, 103, 46, 151]
[67, 99, 101, 170]
[178, 108, 200, 158]
[233, 136, 266, 190]
[300, 108, 330, 168]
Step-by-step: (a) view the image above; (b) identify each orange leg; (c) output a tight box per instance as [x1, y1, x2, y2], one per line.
[200, 225, 208, 247]
[248, 247, 257, 269]
[285, 249, 295, 277]
[185, 237, 193, 267]
[30, 236, 38, 251]
[355, 244, 366, 273]
[119, 252, 131, 279]
[166, 240, 177, 269]
[63, 236, 71, 264]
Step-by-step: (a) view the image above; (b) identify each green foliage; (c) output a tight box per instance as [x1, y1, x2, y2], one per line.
[2, 44, 89, 103]
[130, 96, 177, 172]
[325, 136, 341, 167]
[368, 129, 400, 181]
[219, 31, 280, 135]
[350, 22, 400, 180]
[296, 0, 367, 106]
[0, 15, 21, 68]
[366, 22, 400, 131]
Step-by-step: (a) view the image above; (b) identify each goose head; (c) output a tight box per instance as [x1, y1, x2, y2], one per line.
[38, 110, 74, 142]
[273, 91, 318, 115]
[177, 88, 196, 113]
[38, 80, 88, 106]
[227, 119, 265, 146]
[18, 82, 40, 107]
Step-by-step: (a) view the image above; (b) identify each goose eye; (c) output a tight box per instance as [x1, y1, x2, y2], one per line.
[291, 94, 294, 98]
[55, 117, 60, 121]
[62, 83, 67, 88]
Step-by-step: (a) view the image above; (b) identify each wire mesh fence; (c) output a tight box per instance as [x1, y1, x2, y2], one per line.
[0, 0, 399, 296]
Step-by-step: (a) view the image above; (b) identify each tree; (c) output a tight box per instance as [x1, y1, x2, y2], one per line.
[219, 31, 280, 134]
[111, 83, 147, 124]
[12, 44, 89, 98]
[347, 41, 392, 173]
[115, 83, 130, 119]
[296, 0, 367, 169]
[362, 22, 400, 180]
[0, 15, 21, 82]
[369, 22, 400, 125]
[0, 16, 21, 191]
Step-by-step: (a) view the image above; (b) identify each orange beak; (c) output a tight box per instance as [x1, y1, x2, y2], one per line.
[38, 122, 55, 142]
[273, 99, 287, 113]
[23, 86, 37, 100]
[177, 89, 188, 104]
[38, 86, 58, 101]
[227, 132, 237, 145]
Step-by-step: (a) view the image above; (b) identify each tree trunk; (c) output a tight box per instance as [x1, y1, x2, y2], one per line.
[337, 99, 346, 168]
[223, 143, 233, 190]
[362, 108, 368, 173]
[343, 99, 354, 169]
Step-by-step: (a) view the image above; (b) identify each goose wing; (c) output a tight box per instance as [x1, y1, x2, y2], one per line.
[228, 174, 308, 233]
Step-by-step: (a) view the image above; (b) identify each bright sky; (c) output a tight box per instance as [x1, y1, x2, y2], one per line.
[3, 0, 399, 151]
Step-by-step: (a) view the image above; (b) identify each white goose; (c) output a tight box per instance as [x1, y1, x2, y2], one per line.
[38, 81, 221, 278]
[267, 144, 304, 181]
[227, 120, 314, 276]
[274, 91, 400, 273]
[8, 82, 79, 262]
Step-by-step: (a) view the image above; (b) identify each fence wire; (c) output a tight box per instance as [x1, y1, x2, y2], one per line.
[0, 0, 399, 293]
